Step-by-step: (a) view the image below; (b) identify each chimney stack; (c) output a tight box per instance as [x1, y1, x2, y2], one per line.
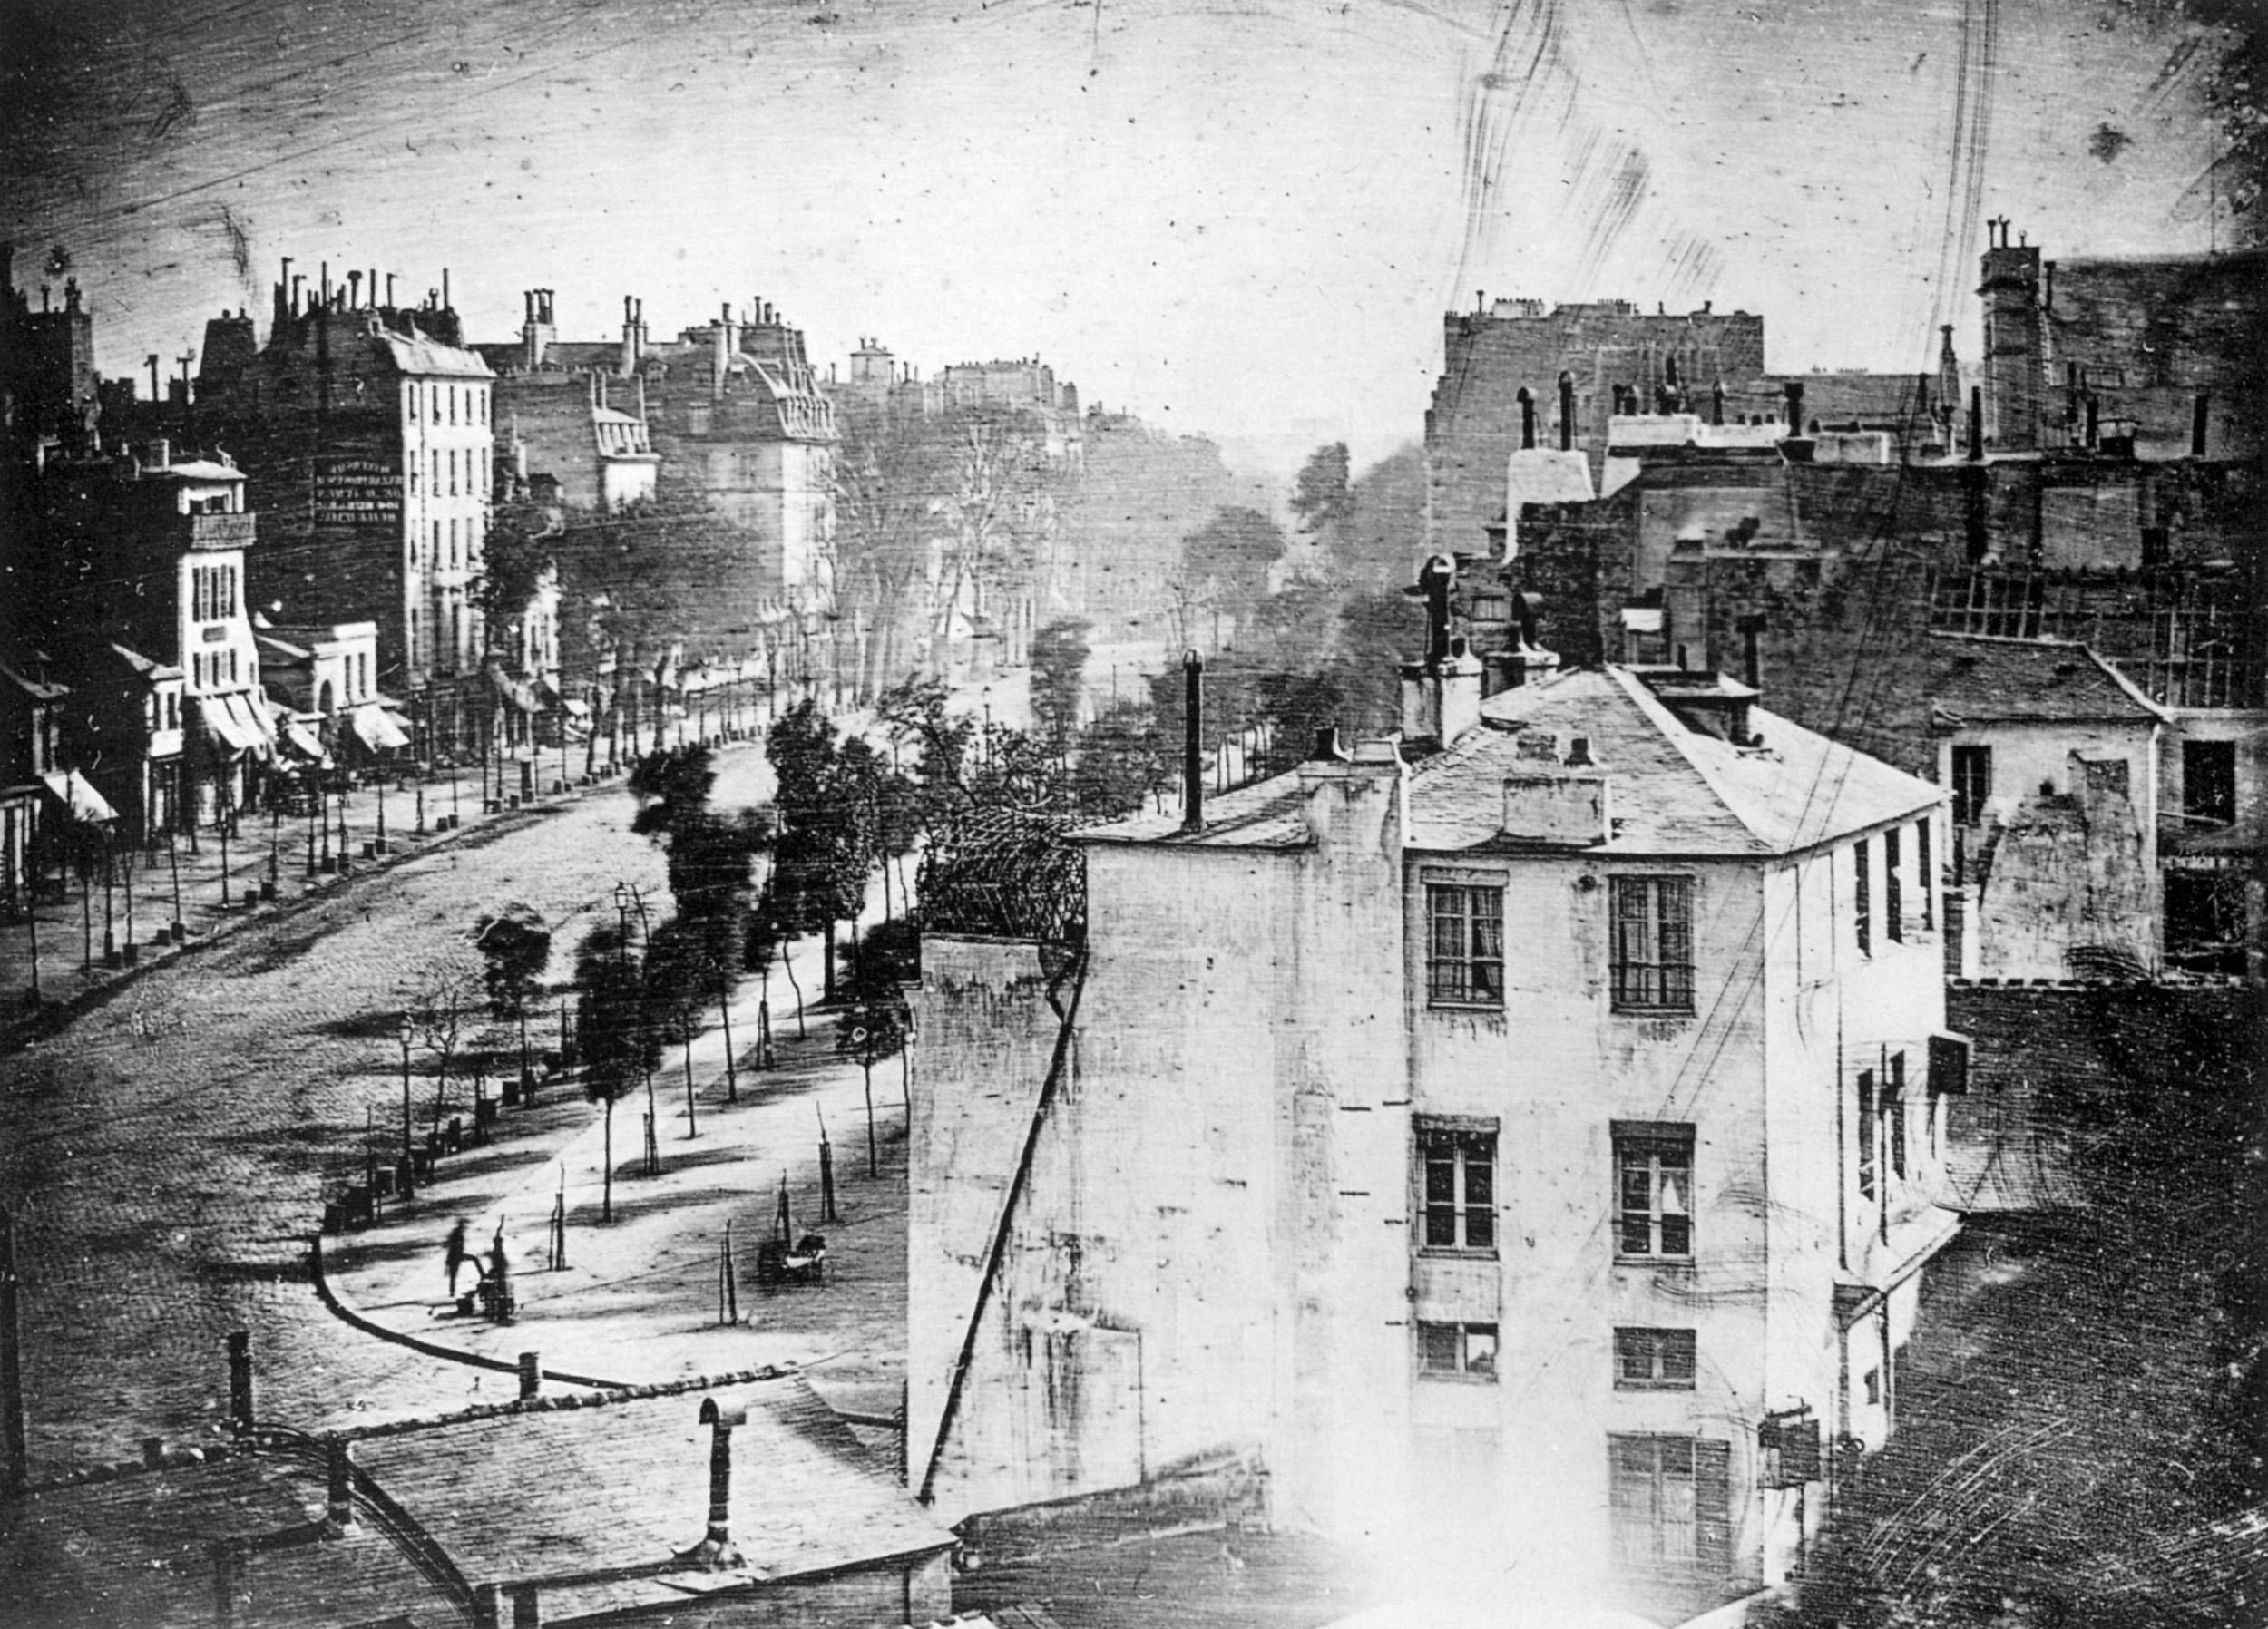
[1517, 386, 1536, 450]
[681, 1398, 747, 1568]
[1736, 611, 1767, 692]
[1783, 379, 1804, 433]
[1967, 386, 1984, 462]
[1181, 651, 1205, 834]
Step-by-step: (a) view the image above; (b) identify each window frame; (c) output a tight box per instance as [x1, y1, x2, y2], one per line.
[2182, 739, 2237, 828]
[1853, 837, 1872, 956]
[1613, 1122, 1695, 1263]
[1425, 880, 1505, 1009]
[1416, 1121, 1497, 1253]
[1415, 1320, 1499, 1382]
[1609, 875, 1695, 1014]
[1857, 1068, 1878, 1203]
[1614, 1327, 1698, 1390]
[1950, 745, 1992, 826]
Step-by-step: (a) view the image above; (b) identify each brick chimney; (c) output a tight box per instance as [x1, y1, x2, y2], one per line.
[1299, 735, 1406, 859]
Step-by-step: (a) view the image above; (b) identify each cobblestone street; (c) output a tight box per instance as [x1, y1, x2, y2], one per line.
[0, 732, 902, 1480]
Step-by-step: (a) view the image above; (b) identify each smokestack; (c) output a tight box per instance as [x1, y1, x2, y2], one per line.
[1736, 611, 1767, 692]
[386, 272, 396, 307]
[1517, 386, 1536, 450]
[1783, 379, 1804, 433]
[442, 268, 451, 310]
[319, 262, 329, 306]
[1181, 650, 1206, 834]
[227, 1331, 253, 1432]
[1967, 386, 1984, 462]
[324, 1436, 356, 1533]
[2193, 391, 2211, 457]
[680, 1399, 746, 1568]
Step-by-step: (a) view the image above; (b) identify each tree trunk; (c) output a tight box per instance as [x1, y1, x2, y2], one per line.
[601, 1099, 614, 1222]
[822, 918, 837, 1002]
[782, 946, 807, 1039]
[682, 1030, 699, 1138]
[718, 982, 738, 1101]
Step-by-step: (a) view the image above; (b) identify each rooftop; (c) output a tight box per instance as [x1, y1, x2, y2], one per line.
[352, 1371, 953, 1595]
[1924, 635, 2168, 727]
[1079, 666, 1941, 860]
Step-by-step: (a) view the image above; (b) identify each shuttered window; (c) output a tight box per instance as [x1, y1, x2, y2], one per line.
[1608, 1435, 1731, 1581]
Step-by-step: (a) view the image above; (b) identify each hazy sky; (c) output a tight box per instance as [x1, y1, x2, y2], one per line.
[1, 0, 2236, 471]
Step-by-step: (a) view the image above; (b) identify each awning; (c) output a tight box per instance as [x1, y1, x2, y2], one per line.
[199, 696, 261, 756]
[279, 717, 330, 765]
[222, 692, 275, 760]
[39, 769, 117, 824]
[349, 705, 411, 752]
[487, 666, 545, 715]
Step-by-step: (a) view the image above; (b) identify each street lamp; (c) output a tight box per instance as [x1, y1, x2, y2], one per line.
[398, 1012, 416, 1200]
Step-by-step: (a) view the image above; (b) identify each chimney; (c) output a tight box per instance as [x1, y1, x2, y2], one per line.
[347, 269, 361, 307]
[621, 297, 637, 376]
[1967, 385, 1984, 462]
[712, 306, 730, 403]
[324, 1435, 356, 1533]
[1711, 379, 1725, 427]
[226, 1330, 253, 1432]
[1517, 386, 1536, 450]
[2192, 391, 2211, 457]
[1783, 379, 1804, 432]
[1181, 650, 1205, 833]
[1501, 762, 1610, 846]
[511, 1585, 542, 1629]
[681, 1398, 747, 1568]
[1401, 634, 1483, 746]
[1736, 611, 1767, 692]
[152, 437, 171, 471]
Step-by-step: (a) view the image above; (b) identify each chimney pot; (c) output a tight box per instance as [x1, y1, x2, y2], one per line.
[1566, 736, 1594, 767]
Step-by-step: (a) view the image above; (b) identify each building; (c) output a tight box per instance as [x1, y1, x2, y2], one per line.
[0, 657, 72, 914]
[475, 290, 661, 512]
[912, 612, 1964, 1621]
[1922, 635, 2166, 980]
[256, 619, 412, 772]
[31, 444, 275, 830]
[197, 260, 495, 754]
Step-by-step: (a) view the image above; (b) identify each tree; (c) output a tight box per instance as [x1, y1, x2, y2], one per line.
[474, 498, 561, 634]
[832, 394, 956, 700]
[574, 923, 658, 1223]
[834, 1000, 908, 1176]
[642, 917, 710, 1140]
[474, 906, 552, 1099]
[1029, 618, 1093, 755]
[407, 967, 478, 1138]
[1289, 442, 1353, 536]
[1070, 698, 1170, 817]
[1179, 507, 1287, 641]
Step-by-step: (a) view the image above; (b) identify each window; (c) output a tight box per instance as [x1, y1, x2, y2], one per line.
[1615, 1124, 1693, 1259]
[1863, 1367, 1882, 1406]
[1857, 1068, 1877, 1202]
[1884, 828, 1903, 942]
[1426, 883, 1503, 1006]
[434, 520, 444, 563]
[1417, 1124, 1496, 1251]
[1417, 1321, 1497, 1380]
[1853, 838, 1872, 955]
[1610, 877, 1694, 1011]
[449, 518, 459, 568]
[1614, 1328, 1697, 1390]
[1608, 1436, 1730, 1575]
[1950, 745, 1991, 826]
[2183, 740, 2237, 827]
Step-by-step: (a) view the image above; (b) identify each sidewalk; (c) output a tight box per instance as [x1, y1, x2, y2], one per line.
[315, 873, 914, 1430]
[0, 707, 783, 1050]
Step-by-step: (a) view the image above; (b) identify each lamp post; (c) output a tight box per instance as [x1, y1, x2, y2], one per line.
[397, 1013, 416, 1200]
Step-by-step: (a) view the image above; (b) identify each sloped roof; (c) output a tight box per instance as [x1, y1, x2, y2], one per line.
[352, 1373, 952, 1591]
[1080, 667, 1941, 861]
[2, 1452, 454, 1629]
[1925, 635, 2167, 727]
[377, 330, 492, 379]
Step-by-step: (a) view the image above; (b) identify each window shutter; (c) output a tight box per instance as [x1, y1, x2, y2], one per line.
[1928, 1031, 1970, 1095]
[1694, 1436, 1734, 1585]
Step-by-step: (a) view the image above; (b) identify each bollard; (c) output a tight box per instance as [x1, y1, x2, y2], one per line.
[227, 1331, 253, 1432]
[518, 1351, 541, 1401]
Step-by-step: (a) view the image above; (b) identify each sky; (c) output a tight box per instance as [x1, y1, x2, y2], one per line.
[0, 0, 2240, 476]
